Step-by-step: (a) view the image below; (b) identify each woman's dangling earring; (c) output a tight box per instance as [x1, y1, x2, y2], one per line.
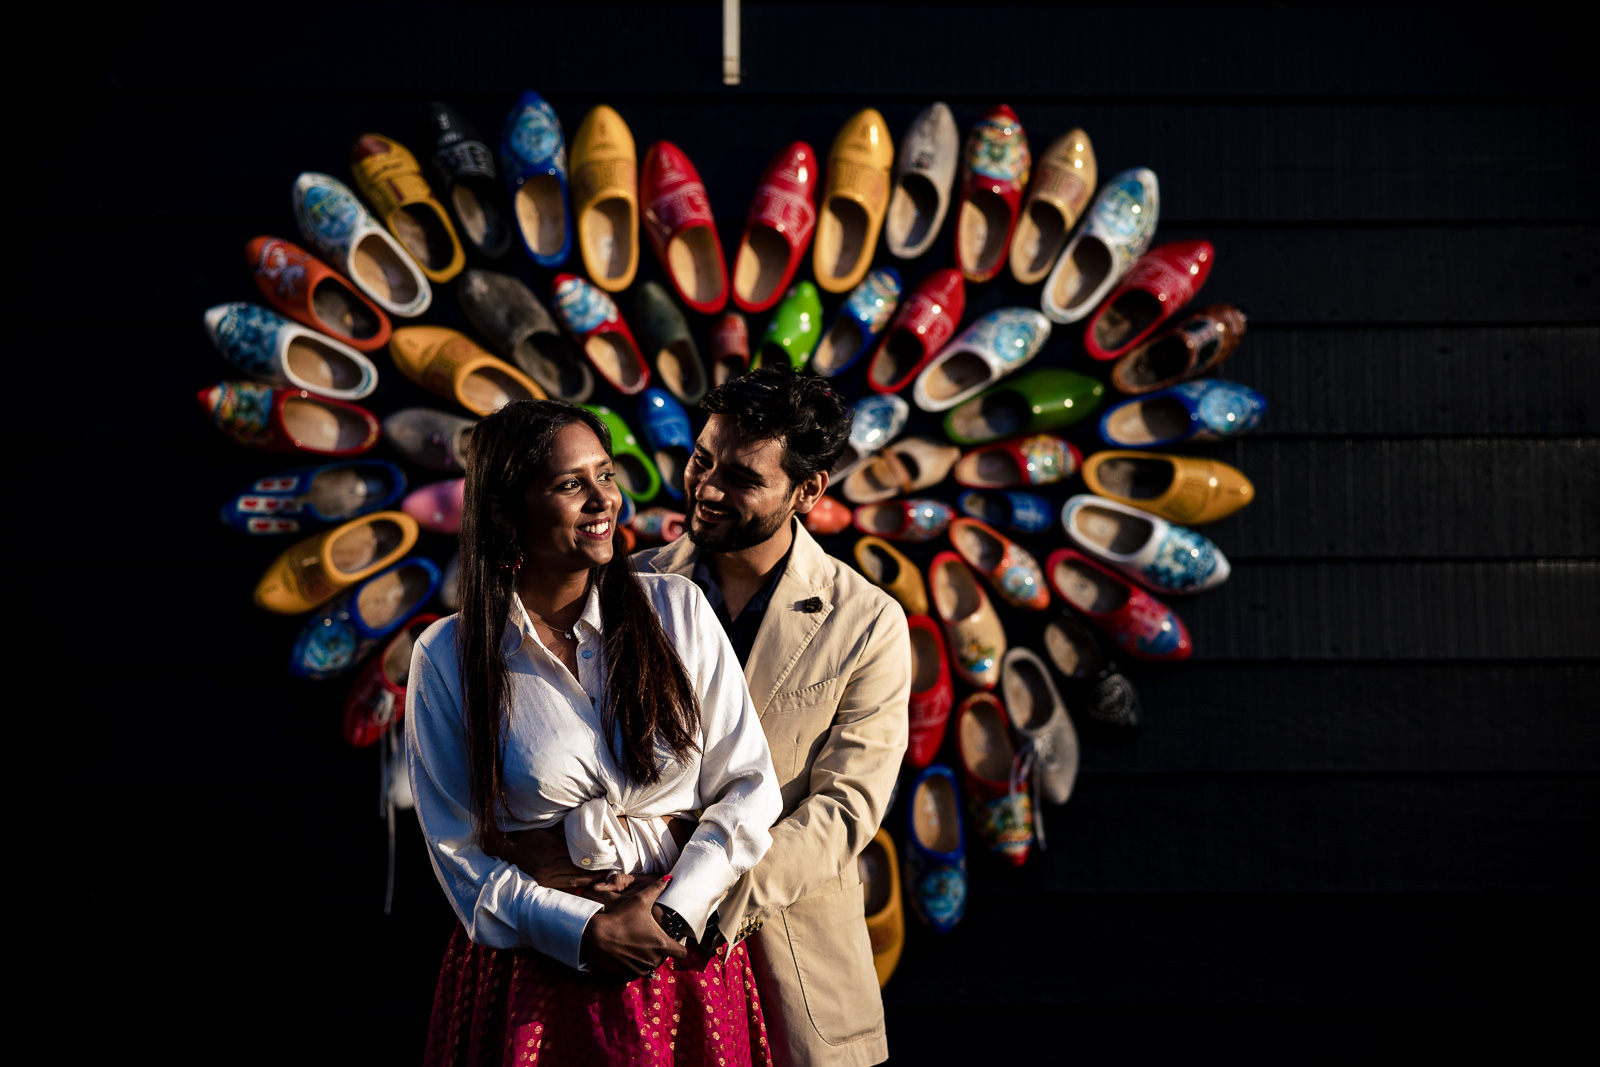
[500, 542, 524, 575]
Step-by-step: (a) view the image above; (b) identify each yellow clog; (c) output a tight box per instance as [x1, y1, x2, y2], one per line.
[570, 105, 640, 292]
[349, 134, 465, 283]
[814, 108, 893, 294]
[253, 510, 419, 615]
[858, 827, 904, 988]
[1081, 450, 1255, 526]
[1011, 129, 1097, 285]
[853, 535, 929, 617]
[389, 326, 546, 417]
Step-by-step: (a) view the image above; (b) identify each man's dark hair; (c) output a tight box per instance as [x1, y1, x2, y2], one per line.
[699, 365, 854, 485]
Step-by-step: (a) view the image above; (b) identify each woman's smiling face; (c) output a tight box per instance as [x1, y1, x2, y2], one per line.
[517, 421, 622, 575]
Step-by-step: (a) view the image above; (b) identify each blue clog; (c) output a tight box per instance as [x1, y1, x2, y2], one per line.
[904, 764, 968, 933]
[956, 490, 1054, 535]
[636, 388, 694, 502]
[289, 556, 442, 680]
[500, 90, 572, 267]
[811, 267, 902, 377]
[220, 460, 407, 536]
[831, 393, 910, 481]
[205, 302, 379, 401]
[1098, 379, 1266, 449]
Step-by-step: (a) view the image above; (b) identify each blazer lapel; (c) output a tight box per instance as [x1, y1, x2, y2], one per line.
[743, 523, 836, 716]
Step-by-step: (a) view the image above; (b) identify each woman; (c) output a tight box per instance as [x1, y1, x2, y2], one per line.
[406, 399, 782, 1066]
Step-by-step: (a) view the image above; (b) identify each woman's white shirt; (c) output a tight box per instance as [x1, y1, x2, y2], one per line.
[406, 572, 780, 970]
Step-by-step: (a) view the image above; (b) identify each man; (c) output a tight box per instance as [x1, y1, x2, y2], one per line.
[634, 367, 910, 1067]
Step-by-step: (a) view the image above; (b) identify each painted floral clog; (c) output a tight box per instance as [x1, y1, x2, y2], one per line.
[570, 104, 639, 292]
[866, 268, 966, 394]
[802, 495, 853, 536]
[1084, 240, 1215, 361]
[459, 269, 592, 403]
[955, 691, 1033, 865]
[289, 556, 442, 680]
[205, 303, 378, 401]
[859, 827, 905, 987]
[812, 268, 901, 378]
[389, 326, 546, 417]
[1045, 548, 1192, 662]
[943, 367, 1104, 447]
[401, 478, 466, 535]
[830, 394, 909, 482]
[584, 404, 661, 502]
[253, 510, 419, 615]
[349, 132, 465, 283]
[1082, 450, 1255, 526]
[1011, 129, 1097, 286]
[842, 436, 961, 505]
[956, 490, 1054, 536]
[928, 551, 1007, 690]
[293, 172, 431, 318]
[221, 460, 406, 537]
[732, 142, 818, 313]
[642, 141, 728, 313]
[1041, 167, 1158, 324]
[500, 90, 571, 267]
[246, 235, 391, 353]
[633, 281, 708, 405]
[948, 517, 1049, 611]
[343, 612, 441, 747]
[905, 614, 954, 769]
[637, 388, 693, 502]
[852, 535, 928, 616]
[1061, 494, 1230, 594]
[381, 407, 476, 473]
[952, 433, 1081, 490]
[551, 274, 650, 394]
[886, 102, 959, 261]
[911, 307, 1051, 413]
[956, 105, 1031, 284]
[1099, 379, 1266, 449]
[852, 498, 954, 543]
[709, 311, 750, 386]
[421, 101, 512, 259]
[754, 281, 823, 371]
[1110, 304, 1248, 395]
[815, 108, 894, 294]
[198, 382, 379, 456]
[1000, 646, 1081, 804]
[904, 764, 967, 933]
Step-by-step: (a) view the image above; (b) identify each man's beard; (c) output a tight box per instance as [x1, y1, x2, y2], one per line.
[686, 490, 792, 553]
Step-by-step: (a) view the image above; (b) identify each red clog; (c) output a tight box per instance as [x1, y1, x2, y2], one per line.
[906, 614, 954, 769]
[342, 613, 440, 747]
[952, 433, 1081, 490]
[955, 105, 1031, 284]
[709, 311, 750, 386]
[550, 273, 650, 395]
[1083, 240, 1215, 362]
[197, 381, 381, 456]
[948, 517, 1050, 611]
[641, 141, 729, 314]
[852, 497, 955, 542]
[732, 142, 818, 313]
[1045, 548, 1192, 662]
[802, 495, 853, 536]
[866, 269, 966, 394]
[247, 236, 391, 353]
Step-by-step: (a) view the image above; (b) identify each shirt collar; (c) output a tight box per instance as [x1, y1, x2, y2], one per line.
[502, 578, 605, 657]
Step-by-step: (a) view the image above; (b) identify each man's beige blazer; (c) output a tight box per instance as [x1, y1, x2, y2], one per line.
[635, 522, 910, 1067]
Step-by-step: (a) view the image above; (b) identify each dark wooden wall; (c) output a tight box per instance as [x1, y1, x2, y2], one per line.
[39, 4, 1596, 1062]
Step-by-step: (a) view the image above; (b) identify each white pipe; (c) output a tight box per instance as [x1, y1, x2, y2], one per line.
[723, 0, 741, 85]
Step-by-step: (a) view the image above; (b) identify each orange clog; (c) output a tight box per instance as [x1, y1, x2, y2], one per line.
[947, 516, 1050, 611]
[246, 236, 392, 354]
[389, 326, 546, 417]
[1080, 450, 1255, 526]
[253, 510, 419, 615]
[349, 134, 465, 283]
[570, 105, 640, 292]
[852, 535, 929, 616]
[802, 495, 853, 536]
[814, 109, 894, 294]
[859, 827, 905, 987]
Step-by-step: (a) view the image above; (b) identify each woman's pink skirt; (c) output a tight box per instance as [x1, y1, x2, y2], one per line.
[423, 924, 773, 1067]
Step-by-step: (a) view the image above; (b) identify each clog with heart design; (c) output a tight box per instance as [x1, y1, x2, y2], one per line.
[1084, 240, 1214, 361]
[293, 172, 431, 318]
[641, 141, 727, 313]
[220, 460, 406, 537]
[956, 105, 1031, 284]
[246, 235, 391, 353]
[349, 132, 465, 283]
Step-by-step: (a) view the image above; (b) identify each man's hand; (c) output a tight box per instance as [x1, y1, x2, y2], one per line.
[580, 877, 689, 979]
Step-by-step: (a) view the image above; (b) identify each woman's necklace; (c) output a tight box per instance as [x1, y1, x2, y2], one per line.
[527, 611, 577, 642]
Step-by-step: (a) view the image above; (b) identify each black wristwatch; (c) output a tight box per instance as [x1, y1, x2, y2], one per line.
[656, 904, 693, 943]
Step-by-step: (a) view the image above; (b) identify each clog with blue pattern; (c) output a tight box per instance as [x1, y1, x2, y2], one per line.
[221, 460, 406, 537]
[1045, 548, 1191, 662]
[583, 404, 661, 503]
[205, 303, 378, 401]
[1098, 378, 1266, 449]
[956, 490, 1054, 535]
[1061, 494, 1230, 594]
[197, 381, 380, 457]
[246, 235, 391, 353]
[929, 550, 1007, 690]
[956, 104, 1031, 284]
[904, 764, 968, 933]
[852, 498, 954, 543]
[948, 517, 1049, 611]
[552, 274, 650, 395]
[292, 172, 431, 318]
[911, 307, 1051, 413]
[830, 393, 910, 482]
[1041, 167, 1158, 325]
[637, 388, 693, 502]
[812, 268, 902, 377]
[500, 90, 571, 268]
[289, 556, 442, 680]
[943, 367, 1104, 446]
[952, 433, 1081, 490]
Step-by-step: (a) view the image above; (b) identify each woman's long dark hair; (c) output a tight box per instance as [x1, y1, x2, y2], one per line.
[457, 400, 700, 844]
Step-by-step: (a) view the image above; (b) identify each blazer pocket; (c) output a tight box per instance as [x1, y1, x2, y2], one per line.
[767, 675, 840, 713]
[783, 881, 883, 1046]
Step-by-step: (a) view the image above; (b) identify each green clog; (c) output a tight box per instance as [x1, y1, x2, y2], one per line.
[942, 367, 1104, 446]
[753, 281, 823, 371]
[631, 281, 708, 405]
[583, 404, 662, 502]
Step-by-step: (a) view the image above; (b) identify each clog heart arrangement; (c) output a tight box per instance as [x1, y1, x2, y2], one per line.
[193, 94, 1265, 964]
